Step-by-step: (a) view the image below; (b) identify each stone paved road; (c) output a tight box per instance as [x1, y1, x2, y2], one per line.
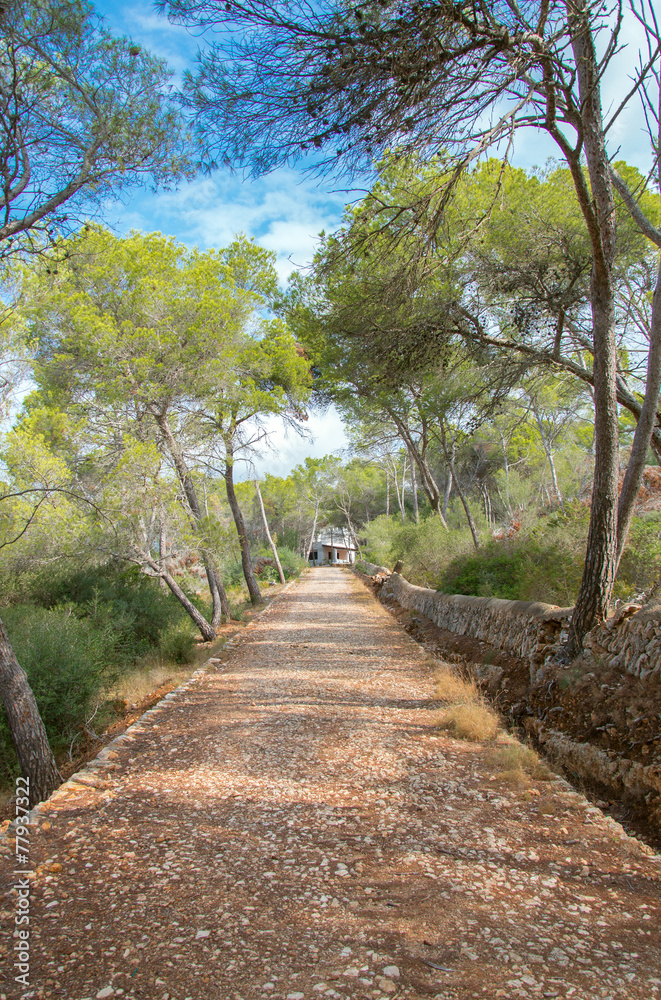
[1, 568, 660, 1000]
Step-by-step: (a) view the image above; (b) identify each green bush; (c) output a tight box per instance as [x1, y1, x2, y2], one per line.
[439, 530, 586, 607]
[365, 506, 661, 606]
[0, 605, 110, 782]
[33, 562, 185, 662]
[273, 545, 306, 579]
[440, 544, 527, 600]
[364, 514, 478, 588]
[0, 562, 207, 784]
[223, 559, 247, 588]
[363, 514, 400, 568]
[614, 513, 661, 597]
[159, 624, 197, 664]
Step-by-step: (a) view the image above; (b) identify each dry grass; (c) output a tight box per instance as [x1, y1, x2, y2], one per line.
[487, 741, 554, 784]
[108, 659, 196, 710]
[439, 702, 501, 742]
[432, 661, 501, 742]
[434, 665, 478, 703]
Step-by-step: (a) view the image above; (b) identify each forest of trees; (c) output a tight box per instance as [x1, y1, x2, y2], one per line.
[1, 0, 661, 805]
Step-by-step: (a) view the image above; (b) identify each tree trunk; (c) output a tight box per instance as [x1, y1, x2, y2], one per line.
[534, 411, 563, 504]
[204, 553, 231, 626]
[439, 426, 479, 549]
[344, 514, 362, 559]
[254, 480, 286, 584]
[390, 414, 448, 527]
[615, 375, 661, 464]
[152, 409, 231, 623]
[145, 558, 217, 641]
[307, 505, 319, 563]
[0, 618, 61, 807]
[385, 469, 390, 516]
[392, 457, 405, 523]
[563, 2, 619, 657]
[408, 447, 419, 523]
[442, 467, 453, 522]
[224, 440, 262, 604]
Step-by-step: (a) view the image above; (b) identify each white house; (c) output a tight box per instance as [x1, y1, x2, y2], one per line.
[308, 528, 357, 565]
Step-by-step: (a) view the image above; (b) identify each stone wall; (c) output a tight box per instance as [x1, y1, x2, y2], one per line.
[375, 571, 661, 684]
[380, 572, 571, 680]
[583, 602, 661, 682]
[357, 560, 391, 577]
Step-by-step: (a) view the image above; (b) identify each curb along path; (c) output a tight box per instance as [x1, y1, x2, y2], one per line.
[1, 567, 659, 1000]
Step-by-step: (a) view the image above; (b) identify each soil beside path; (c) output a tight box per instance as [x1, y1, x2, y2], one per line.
[1, 567, 660, 1000]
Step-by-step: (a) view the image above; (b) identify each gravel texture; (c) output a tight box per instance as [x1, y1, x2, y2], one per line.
[1, 567, 660, 1000]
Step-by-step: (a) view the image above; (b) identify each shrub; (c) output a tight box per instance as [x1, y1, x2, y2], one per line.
[364, 514, 477, 587]
[439, 531, 585, 606]
[614, 512, 661, 597]
[274, 545, 306, 579]
[223, 559, 247, 588]
[363, 514, 400, 568]
[159, 624, 197, 664]
[440, 544, 527, 600]
[0, 605, 110, 782]
[34, 562, 186, 662]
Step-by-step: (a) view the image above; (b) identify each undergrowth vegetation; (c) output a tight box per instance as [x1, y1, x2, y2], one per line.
[0, 563, 200, 785]
[433, 659, 500, 742]
[364, 506, 661, 606]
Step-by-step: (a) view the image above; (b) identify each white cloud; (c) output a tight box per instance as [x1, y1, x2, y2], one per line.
[107, 167, 350, 283]
[235, 408, 350, 481]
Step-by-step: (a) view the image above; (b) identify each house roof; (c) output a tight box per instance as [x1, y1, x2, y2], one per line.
[312, 529, 357, 549]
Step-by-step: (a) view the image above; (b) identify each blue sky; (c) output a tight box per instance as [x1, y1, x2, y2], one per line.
[96, 0, 354, 477]
[94, 0, 657, 477]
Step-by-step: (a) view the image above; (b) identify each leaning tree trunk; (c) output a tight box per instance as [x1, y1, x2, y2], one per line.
[254, 480, 286, 584]
[306, 504, 319, 563]
[442, 468, 453, 522]
[204, 553, 232, 627]
[152, 409, 231, 624]
[391, 414, 448, 527]
[224, 442, 262, 604]
[0, 618, 61, 807]
[144, 558, 216, 641]
[563, 1, 619, 658]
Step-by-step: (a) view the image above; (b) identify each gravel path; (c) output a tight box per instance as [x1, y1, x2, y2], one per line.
[1, 567, 660, 1000]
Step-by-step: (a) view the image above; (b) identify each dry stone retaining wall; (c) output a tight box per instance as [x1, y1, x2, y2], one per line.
[379, 571, 571, 680]
[583, 602, 661, 681]
[370, 569, 661, 684]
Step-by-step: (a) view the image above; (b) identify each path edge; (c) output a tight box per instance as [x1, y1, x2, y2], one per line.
[5, 573, 304, 834]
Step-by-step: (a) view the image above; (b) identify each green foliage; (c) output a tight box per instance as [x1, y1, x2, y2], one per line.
[436, 506, 590, 605]
[158, 624, 197, 664]
[272, 545, 306, 579]
[364, 514, 478, 584]
[614, 514, 661, 598]
[0, 0, 192, 259]
[372, 504, 661, 607]
[0, 562, 200, 782]
[438, 536, 585, 607]
[0, 605, 109, 780]
[362, 515, 397, 567]
[30, 563, 187, 663]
